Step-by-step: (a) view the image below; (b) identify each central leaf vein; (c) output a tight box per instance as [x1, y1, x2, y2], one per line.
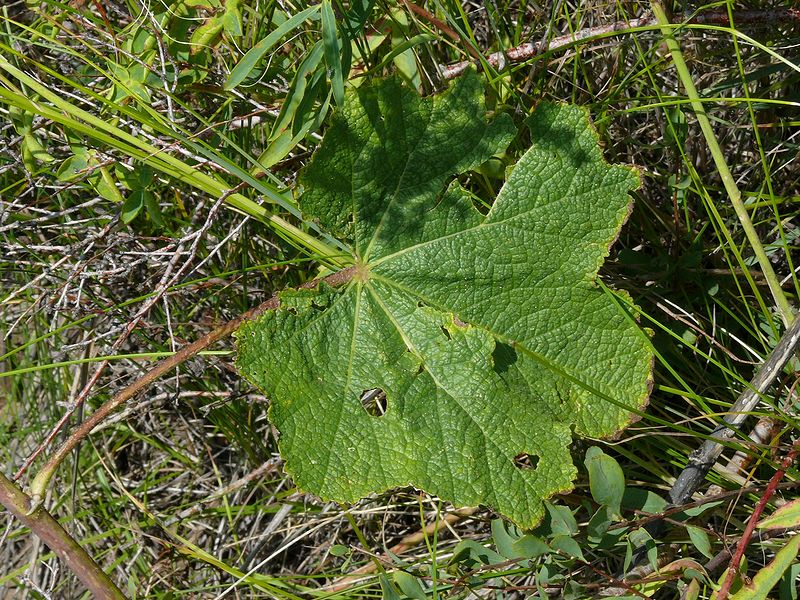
[361, 103, 429, 261]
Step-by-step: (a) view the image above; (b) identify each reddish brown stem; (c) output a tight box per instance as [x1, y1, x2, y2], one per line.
[399, 0, 483, 62]
[28, 266, 356, 504]
[716, 440, 800, 600]
[0, 472, 125, 599]
[16, 186, 249, 482]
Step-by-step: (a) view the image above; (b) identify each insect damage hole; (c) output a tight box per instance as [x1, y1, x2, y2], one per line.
[514, 453, 539, 470]
[360, 388, 388, 417]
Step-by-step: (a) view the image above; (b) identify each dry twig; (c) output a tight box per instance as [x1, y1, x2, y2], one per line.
[440, 9, 800, 80]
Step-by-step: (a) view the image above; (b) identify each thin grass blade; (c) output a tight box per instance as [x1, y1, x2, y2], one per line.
[225, 5, 321, 90]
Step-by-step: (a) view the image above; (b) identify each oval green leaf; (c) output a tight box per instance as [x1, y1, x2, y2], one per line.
[585, 446, 625, 518]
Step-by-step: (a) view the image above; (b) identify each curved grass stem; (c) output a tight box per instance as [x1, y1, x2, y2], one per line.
[0, 52, 348, 268]
[652, 2, 796, 328]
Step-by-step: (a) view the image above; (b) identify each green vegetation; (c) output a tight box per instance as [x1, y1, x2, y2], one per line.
[1, 0, 798, 598]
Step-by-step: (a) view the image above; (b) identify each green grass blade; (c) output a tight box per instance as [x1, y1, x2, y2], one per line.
[225, 5, 321, 90]
[321, 0, 344, 106]
[652, 3, 796, 328]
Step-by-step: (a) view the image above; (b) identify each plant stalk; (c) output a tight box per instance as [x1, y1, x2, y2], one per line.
[715, 440, 800, 599]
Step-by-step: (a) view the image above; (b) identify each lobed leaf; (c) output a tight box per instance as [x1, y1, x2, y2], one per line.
[236, 70, 653, 526]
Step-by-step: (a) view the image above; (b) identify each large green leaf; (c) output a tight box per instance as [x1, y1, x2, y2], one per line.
[236, 70, 652, 527]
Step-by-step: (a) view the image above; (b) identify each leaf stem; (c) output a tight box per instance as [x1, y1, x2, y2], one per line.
[651, 2, 795, 328]
[27, 266, 356, 507]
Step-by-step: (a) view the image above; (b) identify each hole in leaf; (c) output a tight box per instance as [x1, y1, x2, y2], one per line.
[492, 342, 517, 375]
[514, 453, 539, 470]
[440, 325, 451, 340]
[360, 388, 388, 417]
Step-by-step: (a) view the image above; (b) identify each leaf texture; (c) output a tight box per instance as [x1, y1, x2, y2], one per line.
[236, 70, 652, 526]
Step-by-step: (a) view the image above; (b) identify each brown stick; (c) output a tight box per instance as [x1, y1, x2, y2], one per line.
[399, 0, 483, 62]
[0, 471, 125, 599]
[439, 9, 800, 80]
[15, 186, 247, 482]
[27, 266, 356, 505]
[669, 315, 800, 507]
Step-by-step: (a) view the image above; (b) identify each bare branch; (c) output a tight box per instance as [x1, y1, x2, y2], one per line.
[669, 316, 800, 507]
[440, 9, 800, 81]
